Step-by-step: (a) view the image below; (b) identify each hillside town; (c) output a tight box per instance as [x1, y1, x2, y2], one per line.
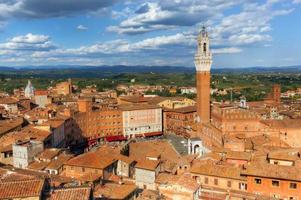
[0, 28, 301, 200]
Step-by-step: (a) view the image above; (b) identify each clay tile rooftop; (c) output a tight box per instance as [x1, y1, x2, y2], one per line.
[0, 97, 18, 104]
[0, 117, 23, 135]
[65, 151, 116, 169]
[164, 105, 196, 113]
[36, 148, 61, 161]
[47, 187, 91, 200]
[225, 151, 252, 161]
[94, 182, 137, 200]
[46, 153, 74, 170]
[0, 179, 44, 199]
[242, 161, 301, 181]
[118, 103, 161, 111]
[135, 159, 160, 171]
[190, 160, 246, 181]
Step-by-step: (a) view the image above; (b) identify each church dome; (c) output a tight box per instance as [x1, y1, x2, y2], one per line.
[25, 80, 35, 98]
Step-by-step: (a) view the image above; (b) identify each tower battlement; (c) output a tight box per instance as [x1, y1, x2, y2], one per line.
[195, 27, 212, 72]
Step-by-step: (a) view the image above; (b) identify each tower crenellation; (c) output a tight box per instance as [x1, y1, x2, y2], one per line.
[194, 26, 213, 72]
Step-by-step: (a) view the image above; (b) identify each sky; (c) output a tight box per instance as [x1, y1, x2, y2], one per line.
[0, 0, 300, 68]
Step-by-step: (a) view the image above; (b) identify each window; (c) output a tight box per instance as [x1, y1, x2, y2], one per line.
[290, 182, 297, 189]
[227, 181, 232, 188]
[239, 182, 247, 190]
[254, 178, 262, 184]
[272, 180, 279, 187]
[214, 178, 218, 185]
[204, 177, 209, 184]
[273, 161, 279, 165]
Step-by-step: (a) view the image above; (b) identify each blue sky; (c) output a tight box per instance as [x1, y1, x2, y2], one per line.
[0, 0, 300, 68]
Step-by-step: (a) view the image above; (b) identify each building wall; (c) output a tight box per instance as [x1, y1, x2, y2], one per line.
[75, 109, 123, 141]
[0, 103, 18, 114]
[34, 95, 48, 107]
[211, 106, 266, 137]
[158, 99, 195, 109]
[163, 110, 196, 136]
[159, 185, 198, 200]
[52, 124, 65, 148]
[116, 160, 130, 177]
[56, 81, 72, 95]
[63, 165, 103, 178]
[135, 168, 156, 190]
[13, 142, 44, 169]
[123, 108, 162, 137]
[246, 176, 301, 199]
[192, 174, 247, 192]
[268, 159, 294, 166]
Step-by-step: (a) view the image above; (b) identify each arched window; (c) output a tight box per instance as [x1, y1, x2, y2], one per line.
[203, 43, 207, 53]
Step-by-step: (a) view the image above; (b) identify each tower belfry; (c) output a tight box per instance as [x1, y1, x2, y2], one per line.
[195, 26, 212, 125]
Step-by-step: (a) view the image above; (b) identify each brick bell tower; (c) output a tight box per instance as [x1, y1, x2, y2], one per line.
[195, 27, 212, 126]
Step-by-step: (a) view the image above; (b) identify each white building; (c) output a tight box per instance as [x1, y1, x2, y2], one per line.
[13, 140, 44, 169]
[135, 159, 160, 190]
[119, 104, 162, 138]
[180, 87, 197, 94]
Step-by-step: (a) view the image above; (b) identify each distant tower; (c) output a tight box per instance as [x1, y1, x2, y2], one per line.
[24, 80, 35, 98]
[272, 84, 281, 105]
[195, 27, 212, 125]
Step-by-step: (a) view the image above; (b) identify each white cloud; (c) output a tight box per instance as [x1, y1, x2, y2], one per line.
[0, 33, 56, 53]
[107, 1, 230, 34]
[77, 25, 88, 31]
[210, 0, 293, 46]
[10, 33, 49, 44]
[212, 47, 242, 54]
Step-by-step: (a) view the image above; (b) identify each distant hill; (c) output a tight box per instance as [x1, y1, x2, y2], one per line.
[0, 65, 300, 79]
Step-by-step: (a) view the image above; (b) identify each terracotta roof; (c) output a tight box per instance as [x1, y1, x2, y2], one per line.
[171, 173, 199, 191]
[118, 104, 161, 111]
[36, 148, 61, 161]
[261, 119, 301, 129]
[46, 153, 74, 170]
[242, 161, 301, 181]
[0, 126, 51, 152]
[135, 159, 160, 171]
[47, 187, 91, 200]
[136, 189, 164, 200]
[164, 105, 196, 113]
[0, 168, 37, 182]
[0, 179, 44, 199]
[0, 97, 18, 104]
[129, 140, 182, 164]
[65, 151, 116, 169]
[119, 95, 164, 104]
[0, 117, 23, 135]
[190, 160, 246, 181]
[43, 119, 65, 128]
[94, 182, 137, 200]
[225, 151, 252, 161]
[267, 148, 301, 162]
[35, 90, 48, 96]
[28, 161, 49, 171]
